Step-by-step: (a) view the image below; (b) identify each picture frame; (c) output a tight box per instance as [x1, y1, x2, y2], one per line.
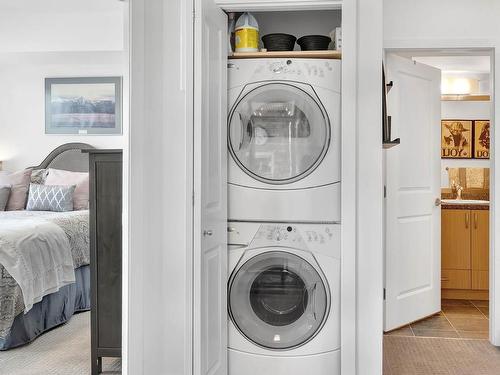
[474, 120, 490, 159]
[441, 120, 472, 159]
[45, 77, 122, 135]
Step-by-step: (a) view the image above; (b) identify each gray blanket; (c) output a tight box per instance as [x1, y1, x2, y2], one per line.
[0, 211, 89, 338]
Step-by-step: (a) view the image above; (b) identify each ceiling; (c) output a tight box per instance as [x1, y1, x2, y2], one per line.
[412, 56, 491, 74]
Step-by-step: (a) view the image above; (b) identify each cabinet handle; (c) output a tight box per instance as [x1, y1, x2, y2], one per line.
[474, 212, 478, 229]
[465, 212, 469, 229]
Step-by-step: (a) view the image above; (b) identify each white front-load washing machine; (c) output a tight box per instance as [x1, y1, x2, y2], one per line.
[227, 221, 340, 375]
[227, 58, 341, 223]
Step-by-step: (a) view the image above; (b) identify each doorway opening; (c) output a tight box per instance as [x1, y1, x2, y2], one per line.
[383, 49, 495, 373]
[0, 1, 127, 374]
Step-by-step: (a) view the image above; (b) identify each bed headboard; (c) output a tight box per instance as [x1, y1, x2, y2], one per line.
[30, 143, 95, 172]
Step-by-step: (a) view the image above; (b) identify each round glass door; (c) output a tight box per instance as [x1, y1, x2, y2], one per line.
[228, 83, 330, 184]
[228, 251, 330, 350]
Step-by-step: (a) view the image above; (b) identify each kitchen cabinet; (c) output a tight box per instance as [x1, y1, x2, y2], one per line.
[441, 208, 489, 297]
[472, 210, 489, 290]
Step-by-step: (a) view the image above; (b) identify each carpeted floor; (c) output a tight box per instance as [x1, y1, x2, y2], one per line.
[0, 312, 121, 375]
[384, 335, 500, 375]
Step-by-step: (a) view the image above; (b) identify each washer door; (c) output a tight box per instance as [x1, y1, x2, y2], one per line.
[228, 82, 330, 184]
[228, 251, 330, 350]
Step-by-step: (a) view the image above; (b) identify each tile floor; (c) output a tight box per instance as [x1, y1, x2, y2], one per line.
[385, 299, 489, 339]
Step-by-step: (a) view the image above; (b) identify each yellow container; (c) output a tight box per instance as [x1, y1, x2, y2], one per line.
[235, 13, 259, 52]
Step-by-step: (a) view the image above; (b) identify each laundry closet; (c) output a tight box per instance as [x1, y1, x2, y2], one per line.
[195, 1, 345, 375]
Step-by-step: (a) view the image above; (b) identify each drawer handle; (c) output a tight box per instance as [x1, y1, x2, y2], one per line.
[441, 277, 449, 282]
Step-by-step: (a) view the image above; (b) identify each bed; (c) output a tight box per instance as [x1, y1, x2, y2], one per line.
[0, 143, 94, 350]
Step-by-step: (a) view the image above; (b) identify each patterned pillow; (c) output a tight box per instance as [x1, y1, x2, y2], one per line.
[30, 169, 48, 184]
[0, 185, 11, 211]
[26, 184, 76, 212]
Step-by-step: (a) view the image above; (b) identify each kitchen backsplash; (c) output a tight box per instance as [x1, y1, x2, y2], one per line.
[442, 167, 490, 200]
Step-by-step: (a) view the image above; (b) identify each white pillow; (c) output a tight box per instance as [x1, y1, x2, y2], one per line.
[44, 168, 89, 210]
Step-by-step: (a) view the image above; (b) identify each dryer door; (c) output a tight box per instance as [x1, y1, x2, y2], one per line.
[228, 250, 330, 350]
[228, 82, 330, 184]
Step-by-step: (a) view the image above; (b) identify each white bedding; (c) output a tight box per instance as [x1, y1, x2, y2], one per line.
[0, 211, 79, 313]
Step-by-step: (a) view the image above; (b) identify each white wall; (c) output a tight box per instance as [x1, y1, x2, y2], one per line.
[0, 0, 124, 53]
[356, 0, 384, 372]
[441, 100, 491, 187]
[0, 51, 126, 171]
[129, 0, 194, 374]
[384, 0, 500, 346]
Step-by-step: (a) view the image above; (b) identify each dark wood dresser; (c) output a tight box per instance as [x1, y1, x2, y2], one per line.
[86, 149, 123, 374]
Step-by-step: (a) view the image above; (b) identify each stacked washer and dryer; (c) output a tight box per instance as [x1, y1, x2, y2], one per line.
[227, 58, 341, 375]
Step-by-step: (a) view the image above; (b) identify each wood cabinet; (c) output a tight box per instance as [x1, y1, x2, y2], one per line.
[472, 210, 489, 290]
[87, 150, 123, 375]
[441, 208, 489, 296]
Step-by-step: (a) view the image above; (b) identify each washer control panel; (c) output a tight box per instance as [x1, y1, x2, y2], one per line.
[229, 223, 340, 259]
[253, 224, 305, 245]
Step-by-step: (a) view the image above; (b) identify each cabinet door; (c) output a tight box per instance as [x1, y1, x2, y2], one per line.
[442, 269, 471, 290]
[472, 210, 489, 290]
[442, 209, 471, 270]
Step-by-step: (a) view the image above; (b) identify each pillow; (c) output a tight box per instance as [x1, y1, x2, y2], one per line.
[0, 169, 32, 210]
[30, 169, 48, 184]
[0, 185, 11, 211]
[26, 184, 76, 212]
[44, 168, 89, 210]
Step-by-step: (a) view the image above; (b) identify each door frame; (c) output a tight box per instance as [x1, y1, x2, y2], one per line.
[383, 44, 497, 345]
[127, 0, 384, 374]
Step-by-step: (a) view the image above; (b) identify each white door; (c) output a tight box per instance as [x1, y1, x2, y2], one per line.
[193, 0, 227, 374]
[384, 54, 441, 331]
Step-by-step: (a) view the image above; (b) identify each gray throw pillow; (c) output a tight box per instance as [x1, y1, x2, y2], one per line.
[0, 185, 11, 211]
[26, 184, 76, 212]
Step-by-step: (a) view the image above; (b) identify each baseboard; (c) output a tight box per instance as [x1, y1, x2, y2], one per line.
[442, 289, 489, 300]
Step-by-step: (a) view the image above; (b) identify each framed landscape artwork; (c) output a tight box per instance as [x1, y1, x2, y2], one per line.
[45, 77, 122, 135]
[441, 120, 472, 159]
[474, 120, 490, 159]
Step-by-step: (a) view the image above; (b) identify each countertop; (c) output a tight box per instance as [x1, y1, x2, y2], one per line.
[442, 200, 490, 210]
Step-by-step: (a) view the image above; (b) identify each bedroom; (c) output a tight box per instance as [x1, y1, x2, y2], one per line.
[0, 1, 127, 374]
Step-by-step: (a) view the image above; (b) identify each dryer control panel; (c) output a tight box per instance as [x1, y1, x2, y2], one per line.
[266, 60, 335, 79]
[227, 58, 341, 93]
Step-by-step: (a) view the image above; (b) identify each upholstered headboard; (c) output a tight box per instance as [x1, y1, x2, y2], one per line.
[30, 143, 95, 172]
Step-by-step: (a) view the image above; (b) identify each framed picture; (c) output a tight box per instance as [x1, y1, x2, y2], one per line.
[45, 77, 122, 135]
[441, 120, 472, 159]
[474, 120, 490, 159]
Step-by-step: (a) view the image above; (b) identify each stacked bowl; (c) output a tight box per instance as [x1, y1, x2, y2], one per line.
[261, 33, 297, 51]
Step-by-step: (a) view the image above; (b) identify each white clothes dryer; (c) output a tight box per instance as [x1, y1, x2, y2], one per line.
[227, 221, 340, 375]
[227, 58, 341, 223]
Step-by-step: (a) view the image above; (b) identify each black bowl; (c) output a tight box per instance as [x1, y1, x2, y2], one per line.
[262, 33, 297, 51]
[297, 35, 332, 51]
